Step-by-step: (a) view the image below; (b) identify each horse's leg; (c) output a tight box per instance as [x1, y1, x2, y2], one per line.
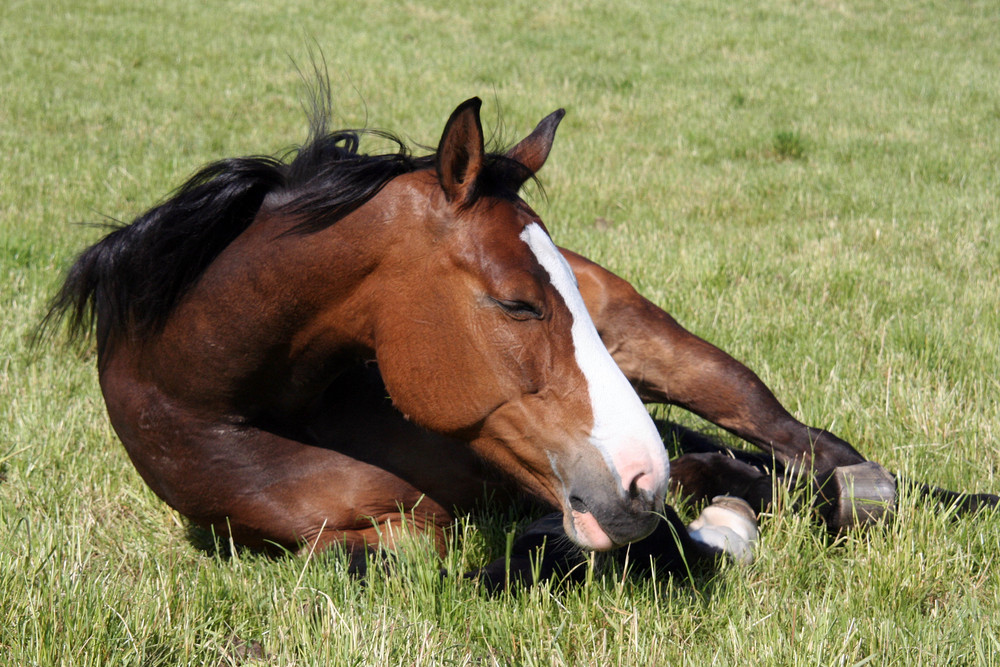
[565, 249, 999, 525]
[561, 249, 898, 530]
[669, 452, 775, 514]
[465, 513, 589, 591]
[665, 450, 890, 541]
[103, 361, 504, 565]
[563, 249, 864, 474]
[167, 427, 463, 561]
[225, 417, 506, 564]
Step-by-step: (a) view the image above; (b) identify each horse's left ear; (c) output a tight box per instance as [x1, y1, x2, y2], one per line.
[437, 98, 485, 204]
[506, 108, 566, 176]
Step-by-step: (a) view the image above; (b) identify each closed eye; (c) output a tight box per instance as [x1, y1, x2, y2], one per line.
[491, 297, 544, 321]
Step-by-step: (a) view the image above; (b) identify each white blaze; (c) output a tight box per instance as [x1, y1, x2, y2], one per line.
[519, 223, 669, 497]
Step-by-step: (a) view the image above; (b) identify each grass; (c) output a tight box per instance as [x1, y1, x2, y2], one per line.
[3, 0, 999, 664]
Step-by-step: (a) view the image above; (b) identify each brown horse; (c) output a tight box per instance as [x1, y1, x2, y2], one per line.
[47, 97, 996, 584]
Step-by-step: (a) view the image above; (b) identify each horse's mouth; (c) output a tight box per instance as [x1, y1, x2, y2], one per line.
[565, 500, 616, 551]
[564, 493, 661, 551]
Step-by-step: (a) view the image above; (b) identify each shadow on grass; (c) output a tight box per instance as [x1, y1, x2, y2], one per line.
[184, 523, 234, 559]
[183, 523, 294, 562]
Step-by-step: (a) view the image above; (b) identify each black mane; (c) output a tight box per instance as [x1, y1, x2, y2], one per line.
[42, 112, 531, 354]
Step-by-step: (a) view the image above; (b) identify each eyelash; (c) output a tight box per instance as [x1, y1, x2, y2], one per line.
[491, 297, 544, 320]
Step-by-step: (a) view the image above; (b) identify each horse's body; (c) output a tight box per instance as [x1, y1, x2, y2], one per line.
[50, 98, 996, 581]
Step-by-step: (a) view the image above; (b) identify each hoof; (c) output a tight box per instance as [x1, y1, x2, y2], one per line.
[687, 495, 758, 565]
[821, 461, 896, 532]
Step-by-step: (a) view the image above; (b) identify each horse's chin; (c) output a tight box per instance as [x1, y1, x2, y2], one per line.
[565, 508, 616, 552]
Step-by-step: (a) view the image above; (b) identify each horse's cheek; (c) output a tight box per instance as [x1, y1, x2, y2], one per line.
[375, 342, 488, 435]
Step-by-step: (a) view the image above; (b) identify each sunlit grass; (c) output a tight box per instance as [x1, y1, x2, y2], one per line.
[3, 0, 999, 664]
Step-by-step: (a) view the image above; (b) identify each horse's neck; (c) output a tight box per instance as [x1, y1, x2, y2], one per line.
[148, 212, 392, 415]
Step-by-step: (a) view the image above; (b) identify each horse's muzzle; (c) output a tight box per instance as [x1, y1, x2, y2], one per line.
[563, 478, 665, 550]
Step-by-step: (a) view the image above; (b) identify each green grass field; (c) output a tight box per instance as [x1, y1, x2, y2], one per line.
[3, 0, 999, 664]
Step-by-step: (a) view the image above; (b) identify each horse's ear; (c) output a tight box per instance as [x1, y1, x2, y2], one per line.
[437, 98, 485, 204]
[506, 108, 566, 176]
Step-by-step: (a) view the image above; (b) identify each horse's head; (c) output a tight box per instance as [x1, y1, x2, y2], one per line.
[371, 99, 669, 550]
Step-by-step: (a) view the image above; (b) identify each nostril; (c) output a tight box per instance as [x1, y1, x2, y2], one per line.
[627, 472, 656, 510]
[569, 495, 589, 513]
[628, 473, 644, 499]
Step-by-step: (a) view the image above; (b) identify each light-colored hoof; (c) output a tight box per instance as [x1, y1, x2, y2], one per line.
[687, 495, 758, 565]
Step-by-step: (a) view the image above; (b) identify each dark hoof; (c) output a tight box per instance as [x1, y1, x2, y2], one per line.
[820, 461, 896, 532]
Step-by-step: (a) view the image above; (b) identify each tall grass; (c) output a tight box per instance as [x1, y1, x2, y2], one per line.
[2, 0, 998, 664]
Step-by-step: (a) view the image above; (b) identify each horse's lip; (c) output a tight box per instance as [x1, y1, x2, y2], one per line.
[567, 504, 617, 551]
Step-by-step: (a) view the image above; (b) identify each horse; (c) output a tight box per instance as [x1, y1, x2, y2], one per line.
[46, 96, 997, 586]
